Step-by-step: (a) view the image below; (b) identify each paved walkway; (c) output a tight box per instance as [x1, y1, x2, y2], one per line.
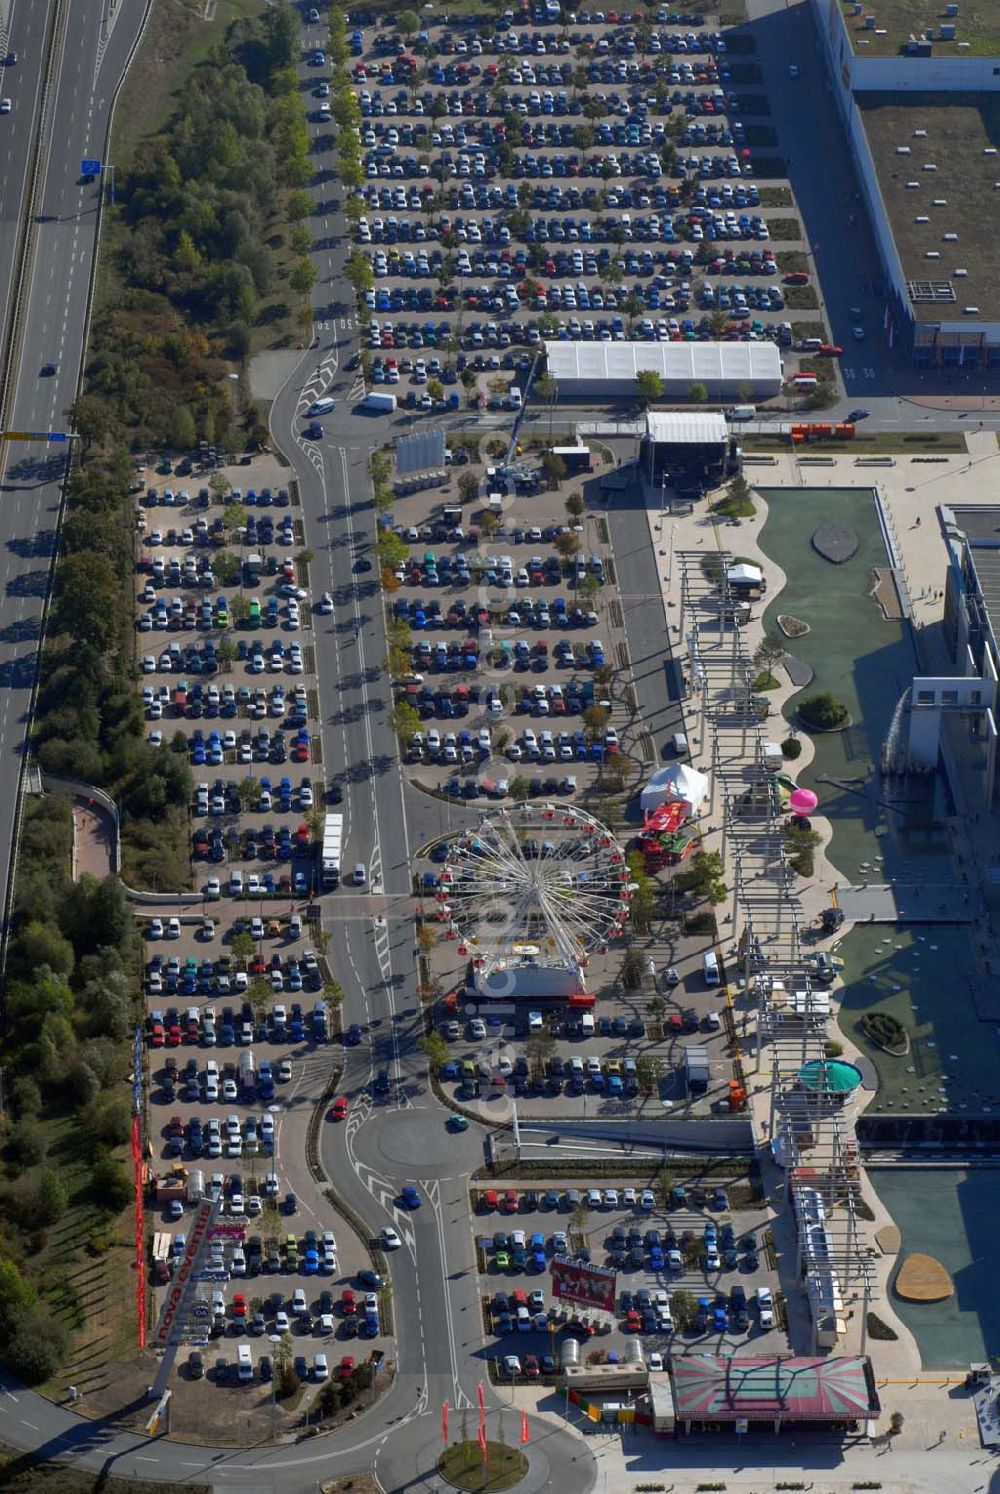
[72, 800, 114, 880]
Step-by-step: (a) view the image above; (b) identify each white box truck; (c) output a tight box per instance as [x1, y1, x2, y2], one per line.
[363, 391, 396, 413]
[321, 813, 343, 887]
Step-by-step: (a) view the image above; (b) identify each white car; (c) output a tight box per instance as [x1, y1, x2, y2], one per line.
[756, 1285, 774, 1328]
[470, 1018, 487, 1039]
[0, 99, 11, 115]
[382, 1226, 402, 1249]
[648, 1351, 665, 1372]
[622, 1187, 637, 1208]
[640, 1189, 656, 1210]
[148, 918, 164, 939]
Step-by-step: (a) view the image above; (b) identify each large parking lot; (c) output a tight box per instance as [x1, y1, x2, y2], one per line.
[331, 3, 824, 404]
[472, 1181, 786, 1382]
[134, 448, 394, 1400]
[385, 442, 636, 801]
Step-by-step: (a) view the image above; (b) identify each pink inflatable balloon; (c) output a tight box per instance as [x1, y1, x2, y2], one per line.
[789, 787, 818, 815]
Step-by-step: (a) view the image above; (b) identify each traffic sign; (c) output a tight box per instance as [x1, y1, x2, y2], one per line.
[81, 159, 102, 176]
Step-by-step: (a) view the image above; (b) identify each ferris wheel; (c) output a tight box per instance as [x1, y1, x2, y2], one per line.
[434, 803, 632, 995]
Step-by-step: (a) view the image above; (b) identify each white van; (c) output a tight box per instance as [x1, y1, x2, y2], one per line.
[507, 387, 522, 410]
[703, 950, 721, 987]
[306, 397, 336, 417]
[237, 1344, 253, 1382]
[670, 731, 689, 756]
[727, 404, 756, 421]
[580, 1012, 595, 1037]
[353, 863, 366, 886]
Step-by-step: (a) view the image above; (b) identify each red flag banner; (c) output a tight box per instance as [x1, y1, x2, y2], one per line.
[478, 1418, 488, 1462]
[521, 1408, 530, 1445]
[477, 1380, 485, 1416]
[442, 1400, 449, 1446]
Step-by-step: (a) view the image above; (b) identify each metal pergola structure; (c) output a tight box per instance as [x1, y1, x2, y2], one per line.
[677, 550, 876, 1345]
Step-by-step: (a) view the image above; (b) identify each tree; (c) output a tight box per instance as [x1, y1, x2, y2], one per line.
[457, 471, 479, 505]
[525, 1032, 556, 1076]
[554, 530, 580, 561]
[390, 700, 421, 742]
[427, 378, 444, 403]
[478, 509, 499, 539]
[170, 405, 198, 452]
[208, 472, 231, 503]
[799, 692, 849, 730]
[240, 777, 263, 811]
[290, 258, 316, 295]
[674, 850, 726, 904]
[67, 394, 114, 453]
[248, 977, 273, 1025]
[420, 1031, 449, 1070]
[509, 776, 531, 802]
[213, 550, 241, 585]
[399, 8, 420, 36]
[687, 381, 708, 404]
[564, 491, 585, 521]
[636, 370, 663, 407]
[16, 921, 74, 979]
[231, 930, 255, 969]
[376, 528, 408, 572]
[6, 1120, 46, 1167]
[583, 703, 610, 741]
[35, 1170, 67, 1226]
[542, 451, 567, 489]
[753, 633, 786, 676]
[671, 1289, 698, 1331]
[4, 1304, 69, 1385]
[90, 1152, 132, 1213]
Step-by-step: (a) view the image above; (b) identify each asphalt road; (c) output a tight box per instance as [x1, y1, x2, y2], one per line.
[0, 0, 54, 383]
[0, 0, 149, 936]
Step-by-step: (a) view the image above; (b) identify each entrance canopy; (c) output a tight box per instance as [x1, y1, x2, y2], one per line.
[640, 762, 709, 816]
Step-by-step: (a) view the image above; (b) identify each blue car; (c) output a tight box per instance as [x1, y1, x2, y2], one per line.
[401, 1185, 421, 1209]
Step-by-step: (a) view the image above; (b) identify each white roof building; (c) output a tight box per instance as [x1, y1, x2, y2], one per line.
[640, 762, 710, 816]
[544, 340, 783, 398]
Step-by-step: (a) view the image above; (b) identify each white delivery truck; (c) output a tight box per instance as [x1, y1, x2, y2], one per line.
[321, 813, 343, 887]
[363, 391, 397, 413]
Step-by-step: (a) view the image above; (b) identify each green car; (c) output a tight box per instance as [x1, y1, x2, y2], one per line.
[494, 1250, 510, 1272]
[248, 599, 261, 628]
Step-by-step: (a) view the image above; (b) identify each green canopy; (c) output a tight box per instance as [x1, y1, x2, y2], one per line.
[797, 1059, 862, 1095]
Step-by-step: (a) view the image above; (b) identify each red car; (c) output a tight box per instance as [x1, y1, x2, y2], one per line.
[625, 1309, 642, 1333]
[149, 1019, 164, 1049]
[523, 1354, 541, 1379]
[338, 1355, 356, 1379]
[232, 1294, 247, 1318]
[340, 1289, 357, 1316]
[783, 271, 810, 285]
[817, 344, 843, 357]
[330, 1096, 349, 1121]
[502, 1190, 519, 1213]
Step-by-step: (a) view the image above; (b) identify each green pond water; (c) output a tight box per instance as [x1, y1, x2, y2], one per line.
[756, 488, 1000, 1368]
[756, 487, 979, 1106]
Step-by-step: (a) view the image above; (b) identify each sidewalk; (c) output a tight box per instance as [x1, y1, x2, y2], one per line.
[641, 458, 924, 1370]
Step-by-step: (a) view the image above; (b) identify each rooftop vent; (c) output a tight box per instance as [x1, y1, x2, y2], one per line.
[939, 23, 956, 38]
[896, 145, 911, 154]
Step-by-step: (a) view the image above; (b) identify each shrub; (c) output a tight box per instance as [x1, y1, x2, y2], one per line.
[866, 1311, 898, 1342]
[781, 736, 802, 759]
[798, 692, 849, 730]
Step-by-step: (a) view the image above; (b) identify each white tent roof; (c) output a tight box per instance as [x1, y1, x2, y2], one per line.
[727, 562, 762, 584]
[640, 761, 709, 814]
[646, 411, 727, 444]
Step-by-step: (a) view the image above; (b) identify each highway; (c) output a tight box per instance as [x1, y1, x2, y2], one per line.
[0, 0, 150, 947]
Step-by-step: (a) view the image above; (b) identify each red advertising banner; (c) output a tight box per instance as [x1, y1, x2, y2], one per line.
[549, 1254, 617, 1314]
[131, 1115, 145, 1349]
[153, 1199, 213, 1347]
[521, 1408, 530, 1445]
